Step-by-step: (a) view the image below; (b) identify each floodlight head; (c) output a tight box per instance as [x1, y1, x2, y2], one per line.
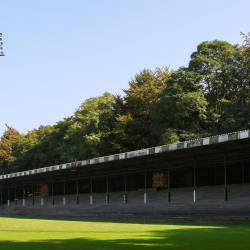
[0, 33, 5, 56]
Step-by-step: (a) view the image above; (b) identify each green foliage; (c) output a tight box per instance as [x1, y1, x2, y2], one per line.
[1, 35, 250, 173]
[151, 68, 210, 144]
[120, 67, 171, 150]
[12, 123, 69, 171]
[151, 38, 250, 144]
[188, 40, 250, 134]
[60, 92, 115, 161]
[0, 125, 23, 173]
[188, 40, 248, 108]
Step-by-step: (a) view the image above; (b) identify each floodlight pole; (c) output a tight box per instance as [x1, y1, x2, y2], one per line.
[0, 33, 5, 56]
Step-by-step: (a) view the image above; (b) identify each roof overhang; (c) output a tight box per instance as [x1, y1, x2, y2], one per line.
[1, 131, 250, 187]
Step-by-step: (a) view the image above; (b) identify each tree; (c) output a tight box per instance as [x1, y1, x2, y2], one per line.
[152, 38, 250, 144]
[188, 40, 245, 108]
[151, 68, 211, 144]
[119, 67, 171, 150]
[0, 125, 23, 173]
[61, 92, 115, 160]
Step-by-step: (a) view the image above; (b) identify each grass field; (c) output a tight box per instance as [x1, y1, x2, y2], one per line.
[0, 216, 249, 249]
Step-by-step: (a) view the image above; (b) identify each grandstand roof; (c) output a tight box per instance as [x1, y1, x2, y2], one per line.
[1, 130, 250, 187]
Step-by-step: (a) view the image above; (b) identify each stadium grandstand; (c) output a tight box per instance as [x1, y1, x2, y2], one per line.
[0, 129, 250, 219]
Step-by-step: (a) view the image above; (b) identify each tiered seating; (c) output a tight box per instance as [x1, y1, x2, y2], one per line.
[6, 183, 250, 216]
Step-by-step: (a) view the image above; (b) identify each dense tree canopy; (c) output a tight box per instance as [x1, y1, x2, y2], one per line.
[151, 68, 210, 144]
[119, 67, 171, 150]
[1, 34, 250, 173]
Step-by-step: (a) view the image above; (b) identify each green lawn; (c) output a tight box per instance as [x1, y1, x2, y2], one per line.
[0, 216, 249, 249]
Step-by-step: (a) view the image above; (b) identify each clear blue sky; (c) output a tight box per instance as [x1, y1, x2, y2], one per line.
[1, 0, 249, 136]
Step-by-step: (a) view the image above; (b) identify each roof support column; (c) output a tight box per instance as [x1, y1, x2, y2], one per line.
[63, 181, 66, 205]
[23, 185, 25, 206]
[193, 159, 196, 202]
[15, 186, 17, 206]
[243, 161, 245, 184]
[224, 154, 227, 201]
[144, 171, 147, 203]
[168, 164, 170, 202]
[215, 165, 217, 185]
[76, 179, 79, 205]
[7, 186, 10, 206]
[52, 180, 54, 205]
[0, 186, 2, 206]
[106, 175, 109, 204]
[90, 176, 93, 205]
[124, 170, 127, 204]
[41, 184, 44, 205]
[32, 184, 34, 205]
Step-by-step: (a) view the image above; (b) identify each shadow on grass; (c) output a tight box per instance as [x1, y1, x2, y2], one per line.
[0, 214, 189, 225]
[1, 214, 249, 225]
[1, 226, 250, 250]
[0, 216, 250, 250]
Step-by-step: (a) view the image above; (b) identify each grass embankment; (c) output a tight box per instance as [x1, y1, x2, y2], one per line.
[0, 216, 249, 249]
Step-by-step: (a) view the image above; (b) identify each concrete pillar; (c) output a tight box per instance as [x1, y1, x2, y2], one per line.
[90, 177, 93, 204]
[41, 184, 44, 205]
[106, 176, 109, 204]
[124, 172, 127, 204]
[106, 195, 109, 204]
[15, 186, 17, 206]
[144, 171, 147, 203]
[32, 185, 34, 205]
[63, 181, 66, 205]
[52, 181, 54, 205]
[0, 186, 2, 206]
[124, 194, 127, 203]
[193, 160, 196, 202]
[224, 154, 227, 201]
[8, 186, 9, 206]
[76, 179, 79, 205]
[243, 161, 245, 184]
[168, 167, 170, 202]
[23, 185, 25, 206]
[215, 166, 217, 185]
